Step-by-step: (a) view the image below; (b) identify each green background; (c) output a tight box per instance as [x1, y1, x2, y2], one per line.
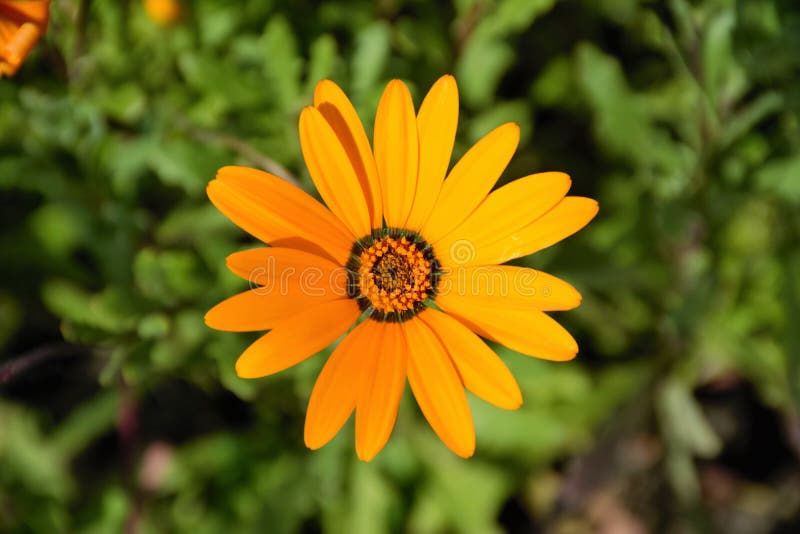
[1, 0, 799, 532]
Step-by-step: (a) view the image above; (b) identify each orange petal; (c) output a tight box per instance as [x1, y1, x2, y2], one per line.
[356, 322, 407, 461]
[420, 308, 521, 410]
[373, 80, 419, 228]
[225, 247, 347, 296]
[422, 123, 519, 243]
[469, 197, 598, 266]
[314, 80, 382, 229]
[205, 278, 344, 333]
[436, 292, 579, 361]
[304, 319, 381, 450]
[435, 172, 571, 266]
[0, 18, 15, 42]
[438, 265, 582, 311]
[0, 0, 48, 77]
[405, 314, 475, 458]
[405, 75, 458, 230]
[207, 166, 353, 265]
[234, 299, 361, 378]
[0, 1, 50, 26]
[299, 106, 372, 237]
[0, 22, 40, 75]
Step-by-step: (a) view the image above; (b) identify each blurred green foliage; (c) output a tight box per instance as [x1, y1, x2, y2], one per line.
[1, 0, 799, 532]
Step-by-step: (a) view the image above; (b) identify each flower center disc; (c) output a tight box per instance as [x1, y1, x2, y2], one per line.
[347, 229, 440, 322]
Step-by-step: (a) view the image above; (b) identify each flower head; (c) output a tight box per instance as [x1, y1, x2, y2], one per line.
[206, 75, 598, 460]
[0, 0, 49, 77]
[143, 0, 181, 27]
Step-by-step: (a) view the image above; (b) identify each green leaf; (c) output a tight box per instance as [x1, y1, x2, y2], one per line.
[456, 36, 514, 108]
[658, 379, 721, 459]
[51, 392, 120, 458]
[351, 22, 391, 103]
[481, 0, 557, 37]
[410, 454, 511, 534]
[42, 280, 135, 334]
[28, 204, 88, 257]
[531, 56, 574, 107]
[134, 248, 208, 305]
[155, 204, 233, 244]
[81, 487, 130, 534]
[575, 43, 653, 160]
[755, 154, 800, 204]
[702, 9, 739, 107]
[0, 402, 73, 499]
[261, 15, 304, 112]
[148, 138, 229, 197]
[96, 83, 147, 124]
[468, 100, 532, 145]
[177, 53, 264, 110]
[306, 35, 339, 93]
[323, 461, 400, 534]
[138, 312, 171, 339]
[717, 91, 782, 149]
[456, 0, 557, 107]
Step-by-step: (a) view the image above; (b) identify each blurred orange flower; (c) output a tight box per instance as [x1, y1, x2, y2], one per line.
[206, 76, 598, 460]
[143, 0, 181, 26]
[0, 0, 49, 77]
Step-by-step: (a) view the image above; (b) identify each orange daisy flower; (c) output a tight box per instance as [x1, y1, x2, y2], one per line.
[143, 0, 181, 27]
[206, 76, 598, 460]
[0, 0, 49, 77]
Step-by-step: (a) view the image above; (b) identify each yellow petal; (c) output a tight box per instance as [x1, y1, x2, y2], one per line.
[304, 319, 381, 450]
[314, 79, 383, 229]
[299, 106, 372, 237]
[207, 166, 353, 265]
[438, 265, 582, 311]
[373, 79, 419, 227]
[422, 123, 519, 243]
[405, 74, 458, 230]
[420, 308, 522, 410]
[355, 323, 407, 461]
[405, 314, 475, 458]
[436, 292, 579, 361]
[225, 247, 347, 296]
[235, 299, 361, 378]
[470, 197, 599, 266]
[435, 172, 571, 266]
